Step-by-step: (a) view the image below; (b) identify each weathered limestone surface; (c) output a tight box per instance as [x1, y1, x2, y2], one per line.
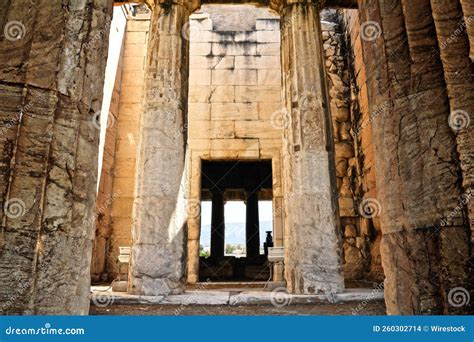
[185, 6, 284, 283]
[0, 0, 113, 314]
[321, 10, 381, 283]
[431, 0, 474, 242]
[357, 0, 472, 314]
[280, 1, 344, 294]
[91, 6, 129, 283]
[460, 0, 474, 62]
[128, 0, 192, 295]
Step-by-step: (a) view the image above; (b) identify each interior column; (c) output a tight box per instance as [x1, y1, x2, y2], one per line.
[246, 189, 261, 259]
[277, 0, 344, 294]
[210, 190, 225, 259]
[129, 0, 194, 295]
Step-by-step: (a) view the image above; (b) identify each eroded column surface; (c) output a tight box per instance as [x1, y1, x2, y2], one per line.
[460, 0, 474, 62]
[431, 0, 474, 243]
[0, 0, 113, 314]
[128, 0, 193, 295]
[279, 1, 344, 294]
[358, 0, 472, 314]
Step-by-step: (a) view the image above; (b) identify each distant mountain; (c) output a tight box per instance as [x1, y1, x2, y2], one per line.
[200, 220, 272, 247]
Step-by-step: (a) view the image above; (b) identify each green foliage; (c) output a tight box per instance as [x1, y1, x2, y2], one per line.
[199, 245, 210, 258]
[225, 244, 235, 254]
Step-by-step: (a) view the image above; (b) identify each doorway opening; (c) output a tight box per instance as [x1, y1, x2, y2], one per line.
[199, 160, 273, 282]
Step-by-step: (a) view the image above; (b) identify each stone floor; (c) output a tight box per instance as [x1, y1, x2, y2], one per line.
[90, 286, 386, 315]
[91, 302, 386, 315]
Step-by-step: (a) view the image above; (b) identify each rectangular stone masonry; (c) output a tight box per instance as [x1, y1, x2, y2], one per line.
[188, 30, 214, 43]
[127, 20, 150, 32]
[212, 42, 257, 56]
[234, 31, 257, 42]
[235, 56, 280, 69]
[122, 71, 145, 86]
[210, 138, 260, 159]
[125, 31, 147, 44]
[211, 69, 257, 86]
[211, 102, 258, 121]
[256, 43, 280, 56]
[114, 158, 137, 178]
[190, 56, 235, 69]
[188, 103, 211, 121]
[119, 86, 143, 104]
[190, 42, 212, 56]
[118, 103, 142, 122]
[123, 44, 147, 57]
[257, 69, 281, 86]
[256, 19, 280, 31]
[234, 120, 282, 139]
[189, 69, 211, 86]
[187, 138, 210, 151]
[234, 86, 281, 102]
[258, 102, 283, 120]
[257, 30, 281, 42]
[188, 120, 235, 139]
[209, 86, 235, 102]
[189, 86, 212, 103]
[122, 57, 145, 71]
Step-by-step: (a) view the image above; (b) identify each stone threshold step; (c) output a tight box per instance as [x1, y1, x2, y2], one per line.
[90, 288, 384, 307]
[185, 281, 281, 290]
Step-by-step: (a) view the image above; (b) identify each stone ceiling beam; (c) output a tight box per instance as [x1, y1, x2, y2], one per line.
[114, 0, 358, 10]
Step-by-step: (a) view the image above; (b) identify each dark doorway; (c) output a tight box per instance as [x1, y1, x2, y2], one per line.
[199, 160, 272, 282]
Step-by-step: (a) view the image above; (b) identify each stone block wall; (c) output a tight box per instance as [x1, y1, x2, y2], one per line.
[187, 6, 283, 161]
[342, 10, 384, 284]
[324, 9, 383, 284]
[185, 5, 285, 283]
[91, 6, 151, 282]
[91, 4, 381, 286]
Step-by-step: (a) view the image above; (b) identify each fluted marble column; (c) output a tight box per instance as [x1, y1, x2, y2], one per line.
[129, 0, 197, 295]
[358, 0, 471, 314]
[0, 0, 113, 314]
[276, 0, 344, 294]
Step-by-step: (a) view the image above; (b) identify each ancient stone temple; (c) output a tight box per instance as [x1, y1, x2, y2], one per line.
[0, 0, 472, 316]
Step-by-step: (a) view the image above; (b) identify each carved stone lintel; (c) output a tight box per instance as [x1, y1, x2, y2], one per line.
[269, 0, 326, 14]
[157, 0, 201, 13]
